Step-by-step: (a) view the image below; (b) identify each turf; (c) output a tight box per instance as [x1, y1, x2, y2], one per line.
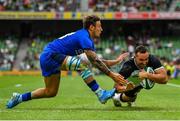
[0, 75, 180, 120]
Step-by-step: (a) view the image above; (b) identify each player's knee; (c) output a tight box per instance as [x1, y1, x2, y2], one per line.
[47, 92, 57, 97]
[121, 93, 137, 102]
[66, 56, 90, 71]
[124, 87, 141, 97]
[45, 89, 58, 97]
[66, 56, 92, 79]
[128, 95, 137, 102]
[78, 60, 90, 70]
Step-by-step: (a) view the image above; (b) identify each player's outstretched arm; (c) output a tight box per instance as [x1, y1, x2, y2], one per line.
[101, 52, 129, 67]
[84, 49, 127, 85]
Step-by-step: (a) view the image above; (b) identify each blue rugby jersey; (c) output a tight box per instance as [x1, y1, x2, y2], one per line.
[43, 29, 95, 56]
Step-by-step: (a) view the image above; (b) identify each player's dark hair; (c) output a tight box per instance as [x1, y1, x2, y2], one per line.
[135, 45, 148, 54]
[83, 15, 100, 29]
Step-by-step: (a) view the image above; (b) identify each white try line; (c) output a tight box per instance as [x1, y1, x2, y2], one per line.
[0, 110, 24, 113]
[0, 119, 178, 121]
[0, 109, 180, 113]
[167, 83, 180, 88]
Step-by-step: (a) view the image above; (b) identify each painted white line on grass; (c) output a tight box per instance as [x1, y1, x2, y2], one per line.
[167, 83, 180, 88]
[0, 120, 179, 121]
[0, 110, 24, 113]
[0, 110, 180, 113]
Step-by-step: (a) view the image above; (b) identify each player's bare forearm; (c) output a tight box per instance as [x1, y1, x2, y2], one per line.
[147, 73, 167, 84]
[102, 52, 129, 67]
[147, 69, 167, 84]
[101, 59, 119, 67]
[84, 50, 111, 75]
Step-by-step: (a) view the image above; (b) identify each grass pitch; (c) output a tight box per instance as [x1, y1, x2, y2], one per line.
[0, 75, 180, 120]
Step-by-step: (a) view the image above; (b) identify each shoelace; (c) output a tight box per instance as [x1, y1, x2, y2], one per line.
[11, 94, 19, 102]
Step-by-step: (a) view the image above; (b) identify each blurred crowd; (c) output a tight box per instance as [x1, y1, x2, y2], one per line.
[0, 0, 173, 12]
[175, 1, 180, 11]
[19, 35, 51, 71]
[0, 34, 179, 79]
[0, 0, 80, 12]
[0, 0, 179, 79]
[89, 0, 172, 12]
[0, 37, 17, 71]
[161, 57, 180, 79]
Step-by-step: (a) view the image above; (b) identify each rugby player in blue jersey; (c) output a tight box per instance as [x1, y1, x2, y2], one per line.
[7, 15, 128, 108]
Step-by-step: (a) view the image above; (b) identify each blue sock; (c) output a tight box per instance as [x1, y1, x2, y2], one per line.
[21, 92, 32, 101]
[87, 80, 99, 92]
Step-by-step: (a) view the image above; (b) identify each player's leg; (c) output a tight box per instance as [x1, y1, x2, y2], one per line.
[82, 75, 115, 104]
[112, 84, 143, 107]
[7, 52, 65, 109]
[30, 52, 66, 99]
[113, 92, 137, 107]
[6, 74, 61, 109]
[113, 82, 135, 107]
[61, 56, 115, 104]
[31, 74, 60, 99]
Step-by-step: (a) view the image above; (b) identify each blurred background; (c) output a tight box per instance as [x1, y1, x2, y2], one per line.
[0, 0, 179, 79]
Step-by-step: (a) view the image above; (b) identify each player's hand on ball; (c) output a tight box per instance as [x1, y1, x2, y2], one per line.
[140, 67, 155, 90]
[138, 70, 148, 80]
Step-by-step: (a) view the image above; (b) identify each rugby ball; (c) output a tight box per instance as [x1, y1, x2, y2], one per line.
[140, 67, 155, 90]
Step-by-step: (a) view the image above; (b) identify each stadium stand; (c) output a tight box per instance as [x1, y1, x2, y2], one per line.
[20, 36, 50, 70]
[90, 0, 172, 12]
[0, 36, 19, 71]
[175, 1, 180, 11]
[0, 0, 173, 12]
[0, 0, 81, 12]
[0, 0, 179, 78]
[0, 31, 179, 72]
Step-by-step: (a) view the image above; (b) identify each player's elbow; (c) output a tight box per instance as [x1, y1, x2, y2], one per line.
[159, 76, 168, 84]
[160, 79, 168, 84]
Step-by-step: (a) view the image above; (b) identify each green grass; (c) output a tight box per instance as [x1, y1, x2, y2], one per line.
[0, 75, 180, 120]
